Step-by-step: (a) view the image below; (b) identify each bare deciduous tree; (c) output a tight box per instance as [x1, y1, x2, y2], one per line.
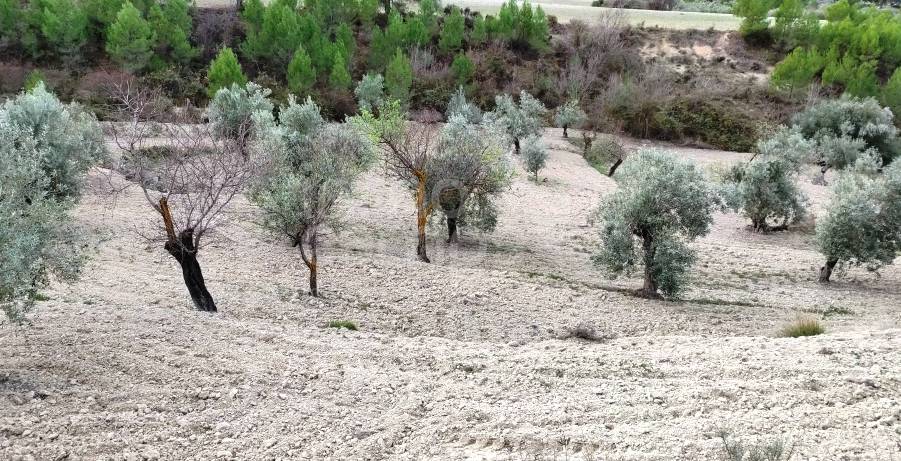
[109, 83, 256, 311]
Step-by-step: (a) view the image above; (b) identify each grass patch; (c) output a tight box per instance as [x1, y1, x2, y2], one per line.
[779, 316, 824, 338]
[327, 320, 358, 331]
[717, 429, 795, 461]
[31, 293, 51, 302]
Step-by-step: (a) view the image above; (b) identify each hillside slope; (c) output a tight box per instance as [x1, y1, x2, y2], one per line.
[2, 130, 900, 460]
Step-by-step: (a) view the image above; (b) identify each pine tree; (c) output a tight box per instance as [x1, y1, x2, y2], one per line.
[105, 1, 155, 72]
[147, 0, 195, 66]
[385, 49, 412, 103]
[287, 45, 316, 94]
[882, 68, 901, 120]
[330, 52, 352, 90]
[439, 6, 465, 53]
[771, 47, 824, 97]
[451, 52, 475, 85]
[207, 47, 247, 98]
[40, 0, 89, 63]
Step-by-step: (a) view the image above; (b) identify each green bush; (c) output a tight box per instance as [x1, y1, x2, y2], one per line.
[656, 98, 760, 152]
[733, 0, 774, 45]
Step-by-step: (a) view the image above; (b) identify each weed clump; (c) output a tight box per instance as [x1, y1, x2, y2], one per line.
[327, 320, 358, 331]
[779, 316, 824, 338]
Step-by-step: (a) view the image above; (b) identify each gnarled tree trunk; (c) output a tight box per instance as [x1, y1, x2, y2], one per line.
[415, 174, 431, 263]
[159, 198, 217, 312]
[608, 158, 623, 177]
[297, 228, 319, 297]
[818, 258, 837, 283]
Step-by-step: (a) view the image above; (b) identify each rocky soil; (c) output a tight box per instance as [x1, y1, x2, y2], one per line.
[2, 129, 900, 460]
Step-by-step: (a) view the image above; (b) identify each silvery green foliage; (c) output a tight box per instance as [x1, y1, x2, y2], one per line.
[1, 83, 104, 200]
[446, 86, 482, 125]
[520, 135, 548, 179]
[755, 126, 814, 168]
[279, 96, 325, 138]
[207, 82, 274, 154]
[488, 91, 547, 151]
[722, 127, 809, 231]
[254, 123, 371, 240]
[252, 100, 372, 289]
[354, 74, 386, 113]
[554, 99, 586, 131]
[815, 169, 900, 274]
[1, 92, 93, 322]
[593, 149, 717, 298]
[429, 114, 512, 232]
[792, 96, 900, 171]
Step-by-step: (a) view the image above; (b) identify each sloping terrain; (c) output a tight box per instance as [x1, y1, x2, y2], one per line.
[2, 130, 900, 460]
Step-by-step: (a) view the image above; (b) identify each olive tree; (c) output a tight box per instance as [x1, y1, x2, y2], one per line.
[110, 84, 257, 311]
[815, 161, 901, 283]
[207, 82, 273, 160]
[446, 86, 482, 124]
[354, 99, 438, 262]
[593, 149, 718, 298]
[487, 91, 547, 154]
[252, 98, 372, 296]
[354, 73, 386, 113]
[521, 135, 548, 181]
[722, 128, 811, 232]
[554, 99, 586, 138]
[430, 114, 512, 243]
[1, 84, 103, 322]
[792, 96, 900, 180]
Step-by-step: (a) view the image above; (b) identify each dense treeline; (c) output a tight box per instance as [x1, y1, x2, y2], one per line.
[735, 0, 900, 116]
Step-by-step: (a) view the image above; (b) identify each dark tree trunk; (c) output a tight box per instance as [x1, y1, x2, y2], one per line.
[637, 233, 662, 299]
[514, 138, 520, 155]
[446, 217, 458, 243]
[415, 176, 431, 263]
[563, 126, 569, 138]
[297, 229, 320, 297]
[165, 230, 217, 312]
[582, 132, 593, 156]
[818, 259, 837, 283]
[608, 158, 623, 177]
[416, 228, 430, 262]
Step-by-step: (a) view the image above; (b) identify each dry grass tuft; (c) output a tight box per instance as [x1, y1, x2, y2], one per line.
[779, 316, 824, 338]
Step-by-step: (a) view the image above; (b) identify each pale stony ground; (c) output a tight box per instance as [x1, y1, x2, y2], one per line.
[2, 129, 901, 460]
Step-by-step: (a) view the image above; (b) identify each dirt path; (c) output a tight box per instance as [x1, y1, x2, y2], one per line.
[2, 130, 900, 460]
